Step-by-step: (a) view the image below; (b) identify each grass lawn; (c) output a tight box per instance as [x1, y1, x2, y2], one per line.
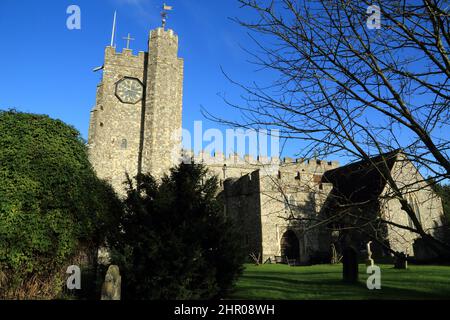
[229, 263, 450, 300]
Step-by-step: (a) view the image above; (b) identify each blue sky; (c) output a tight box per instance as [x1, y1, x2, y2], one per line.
[0, 0, 290, 157]
[1, 1, 446, 168]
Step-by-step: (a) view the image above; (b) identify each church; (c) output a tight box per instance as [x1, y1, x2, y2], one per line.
[88, 21, 445, 264]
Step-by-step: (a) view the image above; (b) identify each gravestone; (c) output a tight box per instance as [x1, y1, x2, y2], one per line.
[342, 247, 359, 283]
[394, 253, 408, 269]
[101, 265, 121, 300]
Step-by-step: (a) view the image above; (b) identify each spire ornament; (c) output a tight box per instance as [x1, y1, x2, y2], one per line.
[161, 3, 173, 29]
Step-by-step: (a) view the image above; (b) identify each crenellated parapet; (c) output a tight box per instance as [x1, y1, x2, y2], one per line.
[105, 45, 147, 58]
[179, 150, 339, 190]
[182, 150, 279, 166]
[149, 27, 179, 44]
[104, 46, 146, 69]
[181, 150, 339, 174]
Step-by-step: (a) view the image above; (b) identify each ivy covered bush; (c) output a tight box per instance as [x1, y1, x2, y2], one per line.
[0, 110, 121, 299]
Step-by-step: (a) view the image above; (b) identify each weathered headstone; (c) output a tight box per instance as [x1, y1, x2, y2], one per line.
[101, 265, 121, 300]
[366, 241, 375, 267]
[394, 252, 408, 269]
[342, 246, 359, 283]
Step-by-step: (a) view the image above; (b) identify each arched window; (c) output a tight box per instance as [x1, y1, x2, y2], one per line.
[120, 139, 127, 150]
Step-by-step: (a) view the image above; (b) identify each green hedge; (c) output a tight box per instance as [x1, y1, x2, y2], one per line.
[0, 110, 121, 299]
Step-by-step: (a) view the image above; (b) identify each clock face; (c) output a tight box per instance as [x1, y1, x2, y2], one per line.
[115, 77, 144, 104]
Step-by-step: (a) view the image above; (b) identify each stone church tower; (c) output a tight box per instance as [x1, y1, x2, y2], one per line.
[88, 27, 184, 193]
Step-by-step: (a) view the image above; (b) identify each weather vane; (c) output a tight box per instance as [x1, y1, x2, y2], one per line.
[161, 3, 173, 29]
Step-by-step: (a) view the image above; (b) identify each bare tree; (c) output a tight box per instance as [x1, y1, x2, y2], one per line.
[205, 0, 450, 259]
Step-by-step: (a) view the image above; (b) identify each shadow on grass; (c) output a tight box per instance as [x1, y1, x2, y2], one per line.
[232, 278, 446, 300]
[230, 265, 450, 300]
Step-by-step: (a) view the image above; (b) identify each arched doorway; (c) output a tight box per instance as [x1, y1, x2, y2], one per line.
[281, 230, 300, 262]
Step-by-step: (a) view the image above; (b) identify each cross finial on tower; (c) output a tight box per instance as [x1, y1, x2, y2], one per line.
[122, 33, 135, 49]
[161, 3, 173, 29]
